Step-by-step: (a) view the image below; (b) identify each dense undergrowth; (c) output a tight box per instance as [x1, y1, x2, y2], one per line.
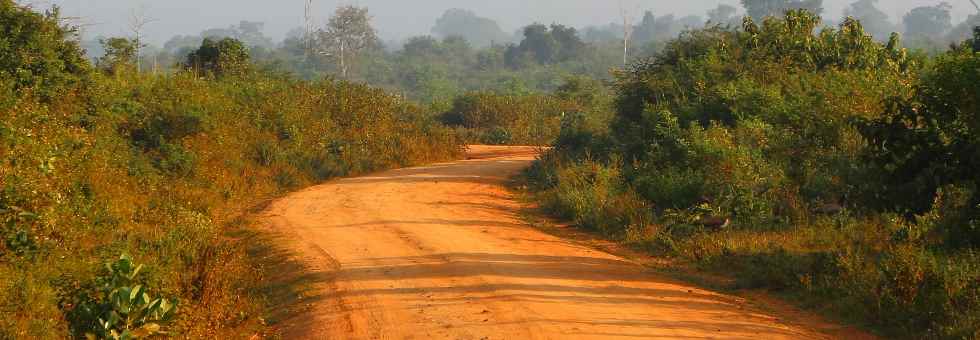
[522, 12, 980, 339]
[0, 2, 459, 338]
[437, 76, 613, 146]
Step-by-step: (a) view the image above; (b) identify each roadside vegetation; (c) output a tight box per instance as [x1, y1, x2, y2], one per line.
[521, 11, 980, 339]
[0, 2, 458, 338]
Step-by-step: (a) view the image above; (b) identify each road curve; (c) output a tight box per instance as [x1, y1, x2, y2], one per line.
[261, 145, 829, 340]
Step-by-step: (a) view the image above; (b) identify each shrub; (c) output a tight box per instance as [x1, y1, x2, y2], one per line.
[0, 0, 91, 100]
[440, 91, 574, 145]
[523, 10, 978, 338]
[0, 18, 461, 338]
[184, 38, 251, 76]
[70, 255, 178, 339]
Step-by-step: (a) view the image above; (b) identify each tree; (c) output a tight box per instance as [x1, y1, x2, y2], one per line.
[401, 36, 441, 58]
[844, 0, 896, 40]
[947, 15, 980, 43]
[318, 5, 379, 79]
[633, 11, 658, 45]
[975, 26, 980, 52]
[740, 0, 823, 19]
[184, 37, 250, 75]
[550, 24, 586, 62]
[97, 37, 137, 73]
[0, 0, 91, 100]
[432, 8, 510, 47]
[505, 23, 586, 66]
[514, 24, 557, 64]
[127, 7, 156, 72]
[857, 47, 979, 247]
[199, 21, 274, 49]
[707, 4, 739, 26]
[235, 21, 274, 49]
[903, 3, 952, 40]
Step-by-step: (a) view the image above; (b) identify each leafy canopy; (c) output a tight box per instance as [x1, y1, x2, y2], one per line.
[183, 37, 251, 76]
[0, 0, 90, 100]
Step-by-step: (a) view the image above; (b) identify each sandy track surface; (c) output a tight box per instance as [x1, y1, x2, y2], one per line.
[261, 145, 831, 340]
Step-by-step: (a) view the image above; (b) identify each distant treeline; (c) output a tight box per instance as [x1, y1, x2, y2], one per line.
[79, 1, 980, 102]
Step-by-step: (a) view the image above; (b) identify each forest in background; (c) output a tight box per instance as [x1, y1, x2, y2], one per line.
[78, 1, 980, 104]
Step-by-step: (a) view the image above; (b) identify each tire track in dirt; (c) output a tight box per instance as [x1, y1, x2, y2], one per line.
[261, 145, 849, 339]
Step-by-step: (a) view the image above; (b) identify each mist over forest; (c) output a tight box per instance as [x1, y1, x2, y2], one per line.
[32, 1, 978, 44]
[35, 0, 980, 102]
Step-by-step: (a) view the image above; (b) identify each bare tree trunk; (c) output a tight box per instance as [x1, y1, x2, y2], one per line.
[135, 31, 142, 72]
[621, 6, 633, 66]
[129, 7, 156, 73]
[339, 39, 347, 79]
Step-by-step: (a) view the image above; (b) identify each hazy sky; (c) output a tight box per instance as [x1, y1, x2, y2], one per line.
[26, 0, 979, 45]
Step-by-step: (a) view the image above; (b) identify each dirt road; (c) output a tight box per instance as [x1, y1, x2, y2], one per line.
[262, 145, 832, 339]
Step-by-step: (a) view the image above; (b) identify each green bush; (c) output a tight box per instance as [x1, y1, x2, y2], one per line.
[184, 38, 251, 76]
[70, 255, 178, 339]
[524, 11, 979, 339]
[0, 0, 91, 100]
[440, 91, 576, 145]
[0, 6, 462, 338]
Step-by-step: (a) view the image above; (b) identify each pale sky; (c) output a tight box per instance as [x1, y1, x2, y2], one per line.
[23, 0, 979, 45]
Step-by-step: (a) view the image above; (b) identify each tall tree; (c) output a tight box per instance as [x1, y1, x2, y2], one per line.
[318, 5, 379, 79]
[707, 4, 739, 26]
[946, 14, 980, 43]
[432, 9, 510, 47]
[844, 0, 896, 40]
[633, 11, 658, 45]
[903, 2, 952, 40]
[516, 24, 557, 64]
[550, 24, 586, 62]
[127, 8, 155, 72]
[505, 23, 586, 66]
[741, 0, 823, 19]
[184, 37, 250, 75]
[97, 37, 137, 73]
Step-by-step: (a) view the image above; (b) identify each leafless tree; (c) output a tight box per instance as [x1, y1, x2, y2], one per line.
[317, 5, 378, 79]
[620, 1, 636, 66]
[128, 7, 157, 73]
[305, 0, 316, 54]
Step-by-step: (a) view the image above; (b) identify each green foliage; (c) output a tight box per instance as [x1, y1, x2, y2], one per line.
[0, 10, 461, 338]
[506, 24, 587, 66]
[524, 10, 978, 338]
[71, 255, 178, 340]
[844, 0, 897, 40]
[184, 38, 251, 76]
[857, 47, 980, 248]
[528, 154, 652, 236]
[0, 0, 91, 100]
[903, 3, 953, 40]
[97, 38, 138, 73]
[975, 26, 980, 52]
[440, 91, 579, 145]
